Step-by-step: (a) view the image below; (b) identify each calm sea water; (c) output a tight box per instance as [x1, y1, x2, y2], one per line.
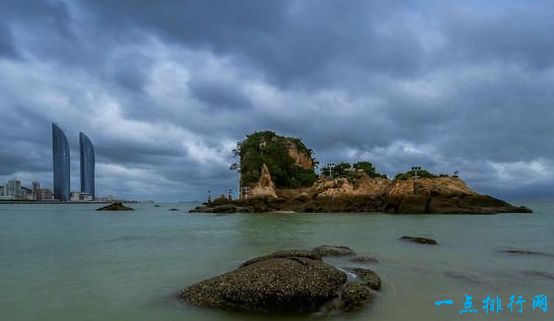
[0, 201, 553, 321]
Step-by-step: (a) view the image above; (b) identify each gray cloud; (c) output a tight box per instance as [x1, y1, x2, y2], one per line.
[0, 0, 552, 201]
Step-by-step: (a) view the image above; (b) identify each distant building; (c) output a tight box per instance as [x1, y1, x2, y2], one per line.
[52, 123, 70, 201]
[32, 181, 41, 198]
[38, 188, 53, 200]
[21, 186, 33, 200]
[70, 191, 93, 201]
[6, 179, 21, 198]
[79, 132, 95, 199]
[0, 185, 5, 197]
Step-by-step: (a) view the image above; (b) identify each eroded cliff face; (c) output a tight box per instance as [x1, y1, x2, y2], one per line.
[249, 163, 278, 199]
[312, 175, 390, 198]
[386, 177, 477, 197]
[285, 140, 314, 170]
[311, 176, 476, 199]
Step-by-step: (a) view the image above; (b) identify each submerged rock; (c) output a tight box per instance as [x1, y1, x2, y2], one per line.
[179, 249, 381, 314]
[96, 202, 134, 211]
[349, 256, 378, 264]
[499, 249, 554, 257]
[340, 282, 375, 312]
[344, 267, 381, 291]
[313, 245, 356, 257]
[444, 271, 484, 285]
[239, 250, 320, 267]
[522, 270, 554, 280]
[169, 208, 179, 211]
[399, 236, 438, 245]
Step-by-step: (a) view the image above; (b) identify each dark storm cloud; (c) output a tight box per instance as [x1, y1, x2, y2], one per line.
[189, 79, 253, 110]
[0, 0, 553, 201]
[0, 23, 18, 58]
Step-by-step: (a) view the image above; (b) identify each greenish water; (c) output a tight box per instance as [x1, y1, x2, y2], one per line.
[0, 201, 553, 321]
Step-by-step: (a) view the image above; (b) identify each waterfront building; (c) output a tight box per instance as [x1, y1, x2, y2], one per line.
[21, 186, 33, 200]
[31, 181, 40, 198]
[0, 185, 5, 196]
[52, 123, 70, 201]
[79, 132, 95, 199]
[71, 191, 93, 201]
[6, 179, 21, 198]
[38, 188, 53, 200]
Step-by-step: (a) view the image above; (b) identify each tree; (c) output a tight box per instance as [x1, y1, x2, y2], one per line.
[394, 168, 437, 180]
[230, 131, 317, 188]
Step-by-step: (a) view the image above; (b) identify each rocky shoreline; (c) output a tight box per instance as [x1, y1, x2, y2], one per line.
[189, 192, 531, 214]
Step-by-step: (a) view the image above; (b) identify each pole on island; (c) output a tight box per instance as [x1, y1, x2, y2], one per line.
[328, 163, 336, 180]
[411, 166, 421, 195]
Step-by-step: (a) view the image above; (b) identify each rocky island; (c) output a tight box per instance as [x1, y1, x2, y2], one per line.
[191, 131, 531, 214]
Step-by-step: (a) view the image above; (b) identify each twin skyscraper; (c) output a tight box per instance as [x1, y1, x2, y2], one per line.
[52, 123, 95, 201]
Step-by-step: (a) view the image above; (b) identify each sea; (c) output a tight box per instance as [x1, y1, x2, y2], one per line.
[0, 201, 552, 321]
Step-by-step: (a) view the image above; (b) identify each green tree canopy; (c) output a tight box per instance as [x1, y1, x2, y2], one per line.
[394, 168, 437, 180]
[320, 161, 386, 179]
[230, 131, 317, 188]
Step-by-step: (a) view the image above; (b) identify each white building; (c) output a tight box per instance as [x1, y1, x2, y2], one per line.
[71, 192, 94, 201]
[6, 179, 21, 198]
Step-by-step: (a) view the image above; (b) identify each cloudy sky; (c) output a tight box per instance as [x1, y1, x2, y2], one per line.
[1, 0, 553, 201]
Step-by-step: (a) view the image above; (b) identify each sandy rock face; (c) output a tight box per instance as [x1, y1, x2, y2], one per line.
[312, 176, 390, 198]
[249, 163, 278, 199]
[386, 177, 477, 198]
[285, 140, 314, 170]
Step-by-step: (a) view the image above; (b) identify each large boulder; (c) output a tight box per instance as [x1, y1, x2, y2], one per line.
[180, 251, 346, 313]
[179, 250, 381, 313]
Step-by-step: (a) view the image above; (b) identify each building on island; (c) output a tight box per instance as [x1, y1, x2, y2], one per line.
[79, 132, 95, 200]
[52, 123, 71, 201]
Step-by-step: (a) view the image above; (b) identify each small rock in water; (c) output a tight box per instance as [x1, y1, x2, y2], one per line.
[444, 271, 483, 285]
[340, 283, 376, 312]
[499, 249, 554, 257]
[344, 267, 381, 291]
[399, 236, 438, 245]
[349, 256, 378, 264]
[96, 201, 134, 211]
[313, 245, 356, 257]
[169, 208, 179, 211]
[522, 270, 554, 280]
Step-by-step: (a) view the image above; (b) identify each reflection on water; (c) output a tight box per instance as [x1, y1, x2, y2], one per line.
[0, 201, 553, 321]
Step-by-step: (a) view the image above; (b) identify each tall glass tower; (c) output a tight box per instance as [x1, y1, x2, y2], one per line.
[79, 132, 95, 199]
[52, 123, 70, 201]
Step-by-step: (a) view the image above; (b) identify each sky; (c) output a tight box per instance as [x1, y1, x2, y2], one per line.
[0, 0, 553, 201]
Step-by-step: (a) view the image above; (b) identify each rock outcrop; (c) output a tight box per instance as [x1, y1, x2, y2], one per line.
[285, 140, 314, 170]
[96, 201, 134, 211]
[248, 163, 278, 199]
[313, 245, 356, 257]
[399, 236, 438, 245]
[179, 249, 381, 313]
